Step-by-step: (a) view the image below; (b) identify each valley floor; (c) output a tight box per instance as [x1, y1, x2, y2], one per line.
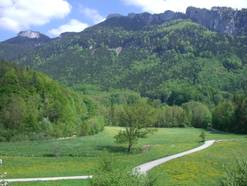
[0, 127, 246, 186]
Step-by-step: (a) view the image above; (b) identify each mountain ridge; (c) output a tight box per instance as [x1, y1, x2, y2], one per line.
[1, 6, 247, 45]
[99, 6, 247, 35]
[0, 6, 246, 106]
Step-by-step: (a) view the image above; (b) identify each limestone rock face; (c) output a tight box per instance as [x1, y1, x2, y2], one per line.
[186, 7, 247, 35]
[2, 30, 50, 50]
[101, 11, 185, 30]
[18, 31, 41, 39]
[104, 7, 247, 35]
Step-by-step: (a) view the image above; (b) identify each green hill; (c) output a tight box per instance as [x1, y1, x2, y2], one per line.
[0, 62, 104, 141]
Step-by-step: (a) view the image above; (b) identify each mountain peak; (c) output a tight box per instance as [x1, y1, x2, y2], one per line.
[2, 30, 50, 47]
[106, 13, 123, 19]
[18, 31, 42, 39]
[211, 6, 235, 11]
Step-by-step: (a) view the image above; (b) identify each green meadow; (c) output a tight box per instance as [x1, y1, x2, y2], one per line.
[11, 180, 90, 186]
[150, 140, 247, 186]
[1, 127, 247, 186]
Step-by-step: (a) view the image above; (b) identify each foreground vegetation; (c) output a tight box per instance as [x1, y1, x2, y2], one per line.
[0, 127, 246, 186]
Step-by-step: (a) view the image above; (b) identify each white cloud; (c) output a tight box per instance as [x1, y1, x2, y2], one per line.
[80, 7, 105, 24]
[0, 0, 71, 32]
[48, 19, 88, 37]
[122, 0, 247, 13]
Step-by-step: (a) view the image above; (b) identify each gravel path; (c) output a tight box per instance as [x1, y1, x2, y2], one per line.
[134, 140, 216, 174]
[5, 176, 93, 183]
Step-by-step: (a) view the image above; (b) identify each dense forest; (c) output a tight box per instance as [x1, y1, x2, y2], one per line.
[0, 12, 247, 140]
[0, 62, 247, 142]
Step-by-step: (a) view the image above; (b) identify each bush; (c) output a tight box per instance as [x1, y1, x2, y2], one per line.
[183, 101, 212, 128]
[91, 169, 156, 186]
[9, 133, 29, 142]
[80, 116, 105, 136]
[221, 159, 247, 186]
[213, 101, 236, 131]
[154, 106, 189, 128]
[199, 131, 206, 142]
[91, 151, 156, 186]
[212, 95, 247, 134]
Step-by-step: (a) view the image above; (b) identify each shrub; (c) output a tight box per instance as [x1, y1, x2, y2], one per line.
[154, 106, 189, 128]
[91, 151, 156, 186]
[80, 116, 105, 136]
[212, 95, 247, 134]
[183, 101, 212, 128]
[199, 131, 206, 142]
[221, 159, 247, 186]
[213, 101, 236, 131]
[91, 169, 156, 186]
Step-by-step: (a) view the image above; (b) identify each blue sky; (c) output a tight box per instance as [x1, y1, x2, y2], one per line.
[1, 0, 247, 41]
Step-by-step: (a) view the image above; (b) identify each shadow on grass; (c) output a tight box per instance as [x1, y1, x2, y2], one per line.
[208, 128, 230, 134]
[208, 129, 246, 137]
[96, 145, 127, 153]
[96, 145, 143, 154]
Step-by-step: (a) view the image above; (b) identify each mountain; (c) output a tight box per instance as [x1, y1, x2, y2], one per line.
[100, 6, 247, 35]
[0, 31, 50, 61]
[0, 7, 247, 105]
[186, 7, 247, 35]
[4, 31, 50, 45]
[99, 10, 186, 30]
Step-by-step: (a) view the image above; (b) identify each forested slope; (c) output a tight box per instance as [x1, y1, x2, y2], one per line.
[1, 20, 246, 106]
[0, 62, 103, 141]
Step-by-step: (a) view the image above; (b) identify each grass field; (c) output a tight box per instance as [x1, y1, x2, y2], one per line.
[150, 140, 247, 186]
[11, 180, 90, 186]
[0, 127, 246, 186]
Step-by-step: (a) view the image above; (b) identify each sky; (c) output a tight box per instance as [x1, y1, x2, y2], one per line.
[1, 0, 247, 41]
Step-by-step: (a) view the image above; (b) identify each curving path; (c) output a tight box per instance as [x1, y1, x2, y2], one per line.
[134, 140, 216, 174]
[4, 140, 215, 183]
[5, 176, 93, 183]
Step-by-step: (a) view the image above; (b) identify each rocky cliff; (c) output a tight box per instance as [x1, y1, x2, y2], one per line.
[103, 6, 247, 35]
[186, 7, 247, 35]
[3, 31, 50, 46]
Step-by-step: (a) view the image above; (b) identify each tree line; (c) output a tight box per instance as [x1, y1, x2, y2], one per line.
[0, 62, 246, 142]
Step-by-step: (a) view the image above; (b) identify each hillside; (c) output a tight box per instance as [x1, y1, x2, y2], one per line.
[0, 62, 103, 141]
[0, 7, 247, 106]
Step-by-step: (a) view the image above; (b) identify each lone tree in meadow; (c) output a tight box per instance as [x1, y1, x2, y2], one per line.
[114, 101, 155, 152]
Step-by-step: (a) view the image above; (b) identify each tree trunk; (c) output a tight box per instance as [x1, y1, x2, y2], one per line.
[127, 144, 132, 153]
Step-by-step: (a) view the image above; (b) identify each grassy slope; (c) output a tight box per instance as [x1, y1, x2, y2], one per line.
[150, 140, 247, 186]
[0, 127, 246, 186]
